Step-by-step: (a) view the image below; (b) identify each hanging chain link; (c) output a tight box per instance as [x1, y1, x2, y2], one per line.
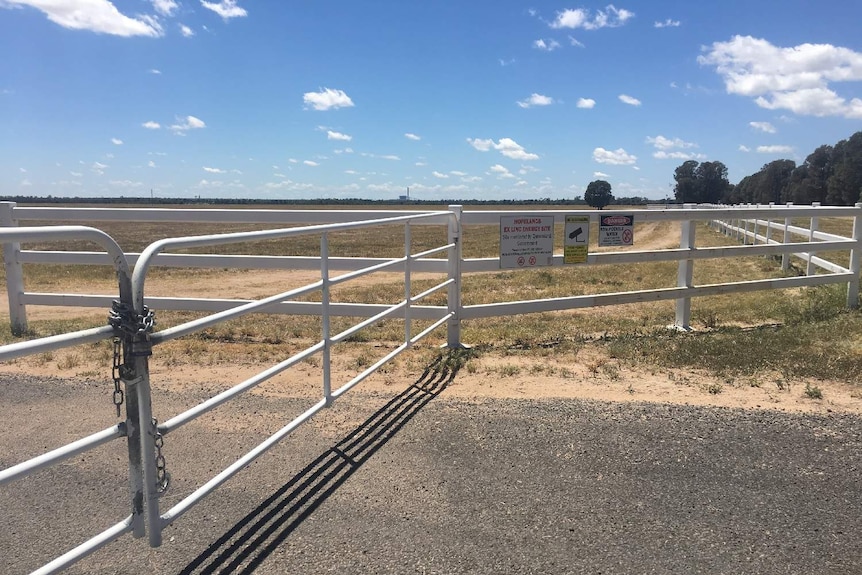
[111, 337, 124, 418]
[108, 300, 155, 418]
[153, 417, 170, 495]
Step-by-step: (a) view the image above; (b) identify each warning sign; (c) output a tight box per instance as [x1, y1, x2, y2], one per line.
[500, 215, 554, 269]
[563, 215, 589, 264]
[598, 214, 634, 247]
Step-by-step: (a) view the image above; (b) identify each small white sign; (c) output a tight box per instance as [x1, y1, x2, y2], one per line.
[500, 215, 555, 269]
[598, 214, 634, 247]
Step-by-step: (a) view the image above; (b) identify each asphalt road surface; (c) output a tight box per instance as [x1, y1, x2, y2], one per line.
[2, 370, 861, 575]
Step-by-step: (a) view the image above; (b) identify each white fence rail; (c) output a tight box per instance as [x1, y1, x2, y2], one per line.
[1, 200, 861, 573]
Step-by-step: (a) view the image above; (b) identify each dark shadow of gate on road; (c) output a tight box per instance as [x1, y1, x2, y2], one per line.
[178, 349, 470, 575]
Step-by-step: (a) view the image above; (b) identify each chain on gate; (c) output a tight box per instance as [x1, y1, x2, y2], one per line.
[108, 300, 169, 494]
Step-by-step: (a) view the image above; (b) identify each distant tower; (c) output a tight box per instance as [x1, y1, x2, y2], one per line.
[399, 186, 410, 202]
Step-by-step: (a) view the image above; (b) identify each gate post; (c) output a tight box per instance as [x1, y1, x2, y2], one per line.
[674, 205, 696, 330]
[848, 203, 862, 308]
[446, 205, 463, 348]
[0, 202, 28, 335]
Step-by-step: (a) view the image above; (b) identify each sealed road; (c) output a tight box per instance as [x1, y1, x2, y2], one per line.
[2, 372, 861, 574]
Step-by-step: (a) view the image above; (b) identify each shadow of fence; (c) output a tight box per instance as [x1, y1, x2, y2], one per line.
[179, 349, 471, 575]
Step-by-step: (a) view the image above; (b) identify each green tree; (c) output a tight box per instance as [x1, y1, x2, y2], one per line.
[584, 180, 614, 209]
[673, 160, 730, 203]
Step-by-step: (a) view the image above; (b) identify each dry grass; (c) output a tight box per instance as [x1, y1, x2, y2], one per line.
[1, 206, 861, 386]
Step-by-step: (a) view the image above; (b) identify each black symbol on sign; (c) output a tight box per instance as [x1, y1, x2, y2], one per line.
[568, 227, 584, 242]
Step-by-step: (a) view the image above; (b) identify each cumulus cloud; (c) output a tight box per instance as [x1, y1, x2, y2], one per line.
[517, 93, 554, 108]
[654, 19, 680, 28]
[169, 115, 206, 133]
[699, 35, 862, 119]
[550, 5, 634, 30]
[593, 147, 637, 165]
[203, 166, 226, 173]
[404, 133, 421, 141]
[489, 164, 516, 179]
[576, 98, 596, 109]
[111, 138, 123, 145]
[200, 0, 247, 19]
[303, 88, 355, 111]
[151, 0, 178, 16]
[179, 24, 194, 37]
[749, 121, 776, 133]
[618, 94, 641, 106]
[142, 121, 161, 129]
[593, 171, 610, 178]
[327, 130, 352, 141]
[432, 171, 449, 179]
[3, 0, 163, 37]
[303, 160, 319, 167]
[645, 135, 697, 151]
[533, 39, 561, 51]
[757, 145, 794, 154]
[739, 145, 751, 152]
[467, 137, 539, 160]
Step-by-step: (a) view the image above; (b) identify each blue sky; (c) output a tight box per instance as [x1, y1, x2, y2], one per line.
[2, 1, 862, 201]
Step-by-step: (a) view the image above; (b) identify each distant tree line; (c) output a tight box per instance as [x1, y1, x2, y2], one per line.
[672, 130, 862, 206]
[0, 195, 658, 207]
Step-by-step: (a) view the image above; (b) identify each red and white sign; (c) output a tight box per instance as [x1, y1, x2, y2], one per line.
[500, 215, 555, 269]
[599, 213, 634, 247]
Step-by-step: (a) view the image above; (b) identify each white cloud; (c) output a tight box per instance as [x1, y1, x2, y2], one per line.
[91, 161, 108, 174]
[380, 154, 400, 161]
[593, 171, 610, 178]
[303, 88, 354, 111]
[450, 170, 467, 177]
[4, 0, 163, 37]
[653, 151, 707, 160]
[739, 145, 751, 152]
[576, 98, 596, 109]
[432, 171, 449, 179]
[593, 147, 637, 165]
[757, 145, 794, 154]
[645, 135, 697, 150]
[111, 137, 123, 145]
[200, 0, 247, 20]
[699, 35, 862, 119]
[203, 166, 226, 173]
[151, 0, 178, 16]
[550, 6, 634, 30]
[467, 137, 539, 160]
[517, 93, 554, 108]
[749, 121, 776, 133]
[569, 36, 584, 48]
[70, 171, 83, 177]
[404, 133, 421, 141]
[149, 69, 161, 75]
[533, 39, 560, 52]
[179, 24, 194, 37]
[327, 130, 352, 141]
[654, 19, 680, 28]
[618, 94, 641, 106]
[169, 115, 206, 132]
[303, 160, 319, 166]
[147, 160, 156, 168]
[489, 164, 516, 179]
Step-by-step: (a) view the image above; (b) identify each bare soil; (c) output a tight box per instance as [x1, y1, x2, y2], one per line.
[2, 265, 860, 416]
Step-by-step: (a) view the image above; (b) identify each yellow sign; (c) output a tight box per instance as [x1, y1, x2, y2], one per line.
[564, 215, 589, 264]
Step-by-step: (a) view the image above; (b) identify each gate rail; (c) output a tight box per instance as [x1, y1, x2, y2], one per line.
[0, 210, 460, 574]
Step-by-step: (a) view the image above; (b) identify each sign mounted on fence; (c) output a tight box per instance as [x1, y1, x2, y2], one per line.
[500, 215, 554, 269]
[563, 215, 590, 264]
[598, 214, 634, 247]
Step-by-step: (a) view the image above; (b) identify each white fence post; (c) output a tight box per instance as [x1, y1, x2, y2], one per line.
[675, 205, 697, 329]
[848, 203, 862, 308]
[0, 202, 28, 335]
[447, 205, 463, 348]
[807, 202, 821, 276]
[782, 202, 792, 271]
[321, 232, 332, 405]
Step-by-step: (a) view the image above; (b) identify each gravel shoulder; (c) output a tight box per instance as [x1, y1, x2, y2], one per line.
[2, 368, 861, 575]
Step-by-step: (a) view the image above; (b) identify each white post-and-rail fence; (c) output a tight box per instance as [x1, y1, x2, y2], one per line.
[0, 200, 860, 573]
